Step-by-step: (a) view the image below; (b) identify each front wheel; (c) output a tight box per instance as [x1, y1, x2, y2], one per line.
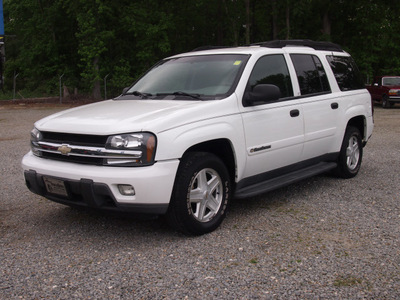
[335, 126, 363, 178]
[382, 95, 390, 108]
[166, 152, 231, 235]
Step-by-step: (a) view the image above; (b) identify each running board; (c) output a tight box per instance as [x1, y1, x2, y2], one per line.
[234, 162, 337, 199]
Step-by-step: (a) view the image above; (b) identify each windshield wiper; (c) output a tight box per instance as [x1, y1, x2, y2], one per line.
[125, 90, 153, 99]
[157, 91, 201, 100]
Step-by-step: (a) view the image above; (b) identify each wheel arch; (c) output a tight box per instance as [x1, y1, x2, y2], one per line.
[183, 139, 237, 186]
[346, 115, 365, 140]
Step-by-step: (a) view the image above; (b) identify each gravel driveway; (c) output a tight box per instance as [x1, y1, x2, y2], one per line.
[1, 103, 399, 299]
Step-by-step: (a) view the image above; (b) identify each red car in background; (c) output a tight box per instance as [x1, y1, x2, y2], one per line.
[366, 76, 400, 108]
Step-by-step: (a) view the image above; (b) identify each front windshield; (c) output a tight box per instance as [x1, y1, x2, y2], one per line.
[382, 77, 400, 86]
[126, 54, 249, 99]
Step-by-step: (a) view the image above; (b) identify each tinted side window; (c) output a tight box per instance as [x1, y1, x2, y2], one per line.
[290, 54, 331, 95]
[326, 56, 364, 91]
[247, 54, 293, 99]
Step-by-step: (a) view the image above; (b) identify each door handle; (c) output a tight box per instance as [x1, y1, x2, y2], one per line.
[331, 102, 339, 109]
[290, 109, 300, 117]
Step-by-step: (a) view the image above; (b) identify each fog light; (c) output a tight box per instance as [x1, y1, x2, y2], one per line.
[118, 184, 135, 196]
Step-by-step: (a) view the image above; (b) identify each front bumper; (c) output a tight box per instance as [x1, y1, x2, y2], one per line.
[388, 96, 400, 103]
[22, 152, 180, 214]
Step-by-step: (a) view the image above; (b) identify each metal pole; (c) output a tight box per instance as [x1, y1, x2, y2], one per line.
[13, 71, 19, 100]
[104, 73, 110, 100]
[59, 74, 64, 104]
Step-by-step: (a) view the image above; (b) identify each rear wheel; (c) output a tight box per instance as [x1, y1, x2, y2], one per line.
[336, 126, 363, 178]
[166, 152, 231, 235]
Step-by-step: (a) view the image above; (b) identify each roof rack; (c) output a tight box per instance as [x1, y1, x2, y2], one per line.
[191, 45, 233, 52]
[190, 40, 344, 53]
[251, 40, 344, 52]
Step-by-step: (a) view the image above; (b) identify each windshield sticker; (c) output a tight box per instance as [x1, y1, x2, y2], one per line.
[233, 60, 242, 66]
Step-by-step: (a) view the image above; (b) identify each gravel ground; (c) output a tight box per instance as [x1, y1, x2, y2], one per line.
[0, 103, 399, 299]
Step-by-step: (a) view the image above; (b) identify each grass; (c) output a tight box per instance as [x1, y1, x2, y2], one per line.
[249, 258, 258, 264]
[0, 90, 56, 101]
[333, 275, 362, 287]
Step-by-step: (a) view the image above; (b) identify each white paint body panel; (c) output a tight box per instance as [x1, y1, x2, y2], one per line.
[22, 45, 374, 208]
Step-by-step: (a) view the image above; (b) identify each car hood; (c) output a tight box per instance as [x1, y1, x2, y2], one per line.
[384, 85, 400, 89]
[34, 98, 237, 135]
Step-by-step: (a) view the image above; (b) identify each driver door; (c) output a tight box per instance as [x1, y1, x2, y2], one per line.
[240, 54, 304, 179]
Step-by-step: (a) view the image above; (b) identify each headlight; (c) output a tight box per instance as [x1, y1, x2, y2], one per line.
[389, 89, 400, 96]
[105, 132, 157, 166]
[30, 127, 42, 156]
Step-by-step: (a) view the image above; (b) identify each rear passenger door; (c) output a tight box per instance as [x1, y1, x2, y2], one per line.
[240, 54, 304, 179]
[290, 53, 339, 160]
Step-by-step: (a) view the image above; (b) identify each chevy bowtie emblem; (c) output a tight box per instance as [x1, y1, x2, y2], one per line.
[58, 144, 72, 155]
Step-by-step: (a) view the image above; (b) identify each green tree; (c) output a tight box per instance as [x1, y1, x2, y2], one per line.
[4, 0, 75, 94]
[4, 0, 400, 98]
[63, 0, 115, 99]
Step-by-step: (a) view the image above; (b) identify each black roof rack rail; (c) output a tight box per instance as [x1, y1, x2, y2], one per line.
[191, 45, 233, 52]
[251, 40, 344, 52]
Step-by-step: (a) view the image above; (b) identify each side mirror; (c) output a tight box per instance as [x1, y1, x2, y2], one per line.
[122, 87, 129, 94]
[373, 83, 378, 86]
[244, 84, 281, 106]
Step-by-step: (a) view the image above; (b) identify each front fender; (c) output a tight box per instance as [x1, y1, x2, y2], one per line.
[155, 114, 247, 182]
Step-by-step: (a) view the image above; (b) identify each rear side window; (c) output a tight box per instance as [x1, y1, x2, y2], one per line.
[326, 56, 364, 91]
[247, 54, 294, 99]
[290, 54, 331, 95]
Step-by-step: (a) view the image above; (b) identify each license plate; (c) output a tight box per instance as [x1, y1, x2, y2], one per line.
[43, 176, 68, 197]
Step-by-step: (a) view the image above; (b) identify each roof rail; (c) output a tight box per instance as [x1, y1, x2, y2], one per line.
[191, 45, 233, 52]
[252, 40, 344, 52]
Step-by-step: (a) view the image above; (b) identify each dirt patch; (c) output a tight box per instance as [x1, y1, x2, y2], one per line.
[0, 97, 99, 109]
[0, 137, 18, 142]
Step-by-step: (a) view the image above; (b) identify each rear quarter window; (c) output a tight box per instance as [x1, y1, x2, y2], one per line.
[326, 56, 364, 91]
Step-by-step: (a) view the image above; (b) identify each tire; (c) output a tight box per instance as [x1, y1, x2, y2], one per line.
[166, 152, 231, 235]
[335, 126, 363, 178]
[382, 95, 390, 108]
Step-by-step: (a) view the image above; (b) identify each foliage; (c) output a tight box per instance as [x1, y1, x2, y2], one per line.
[3, 0, 400, 98]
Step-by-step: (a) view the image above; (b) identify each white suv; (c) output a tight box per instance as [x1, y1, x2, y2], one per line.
[22, 40, 374, 235]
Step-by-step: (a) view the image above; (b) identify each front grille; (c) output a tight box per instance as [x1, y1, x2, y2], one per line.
[41, 132, 108, 147]
[38, 132, 109, 165]
[41, 151, 104, 165]
[33, 131, 144, 167]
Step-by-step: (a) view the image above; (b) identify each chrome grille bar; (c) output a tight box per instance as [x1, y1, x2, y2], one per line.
[33, 141, 142, 159]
